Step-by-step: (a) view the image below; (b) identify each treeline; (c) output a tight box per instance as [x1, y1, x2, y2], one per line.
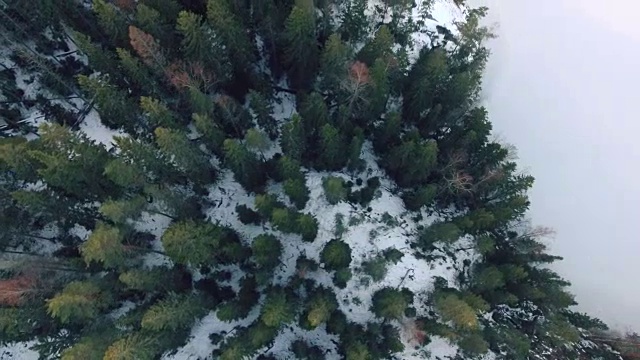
[0, 0, 621, 359]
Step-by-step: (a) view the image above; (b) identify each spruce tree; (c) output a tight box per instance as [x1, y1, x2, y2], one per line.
[161, 220, 226, 266]
[320, 239, 352, 271]
[280, 114, 307, 161]
[223, 138, 266, 192]
[283, 2, 318, 90]
[260, 287, 296, 328]
[154, 127, 213, 184]
[141, 293, 206, 332]
[371, 287, 412, 320]
[47, 281, 112, 324]
[318, 123, 347, 170]
[80, 222, 127, 268]
[206, 0, 255, 74]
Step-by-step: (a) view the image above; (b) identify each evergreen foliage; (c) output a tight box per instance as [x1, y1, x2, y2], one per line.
[0, 1, 619, 359]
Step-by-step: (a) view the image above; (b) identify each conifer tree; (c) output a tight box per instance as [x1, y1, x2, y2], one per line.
[141, 293, 206, 331]
[206, 0, 255, 74]
[140, 96, 178, 129]
[371, 287, 412, 320]
[323, 176, 348, 204]
[318, 123, 347, 170]
[93, 0, 128, 44]
[280, 114, 307, 161]
[296, 213, 318, 242]
[283, 2, 318, 90]
[161, 220, 226, 266]
[357, 25, 394, 66]
[119, 267, 177, 293]
[284, 178, 310, 209]
[29, 123, 116, 200]
[318, 33, 350, 94]
[299, 92, 329, 143]
[301, 288, 338, 329]
[47, 280, 112, 324]
[244, 128, 271, 156]
[176, 10, 231, 82]
[73, 32, 120, 77]
[346, 127, 365, 173]
[117, 47, 158, 94]
[223, 138, 266, 192]
[80, 222, 127, 268]
[154, 127, 213, 184]
[339, 0, 369, 43]
[77, 74, 138, 132]
[260, 287, 296, 328]
[193, 113, 225, 155]
[434, 293, 478, 330]
[385, 138, 438, 187]
[251, 234, 282, 271]
[248, 90, 278, 140]
[103, 332, 159, 360]
[320, 239, 352, 271]
[61, 330, 118, 360]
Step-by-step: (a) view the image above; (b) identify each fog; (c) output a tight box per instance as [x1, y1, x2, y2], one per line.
[470, 0, 640, 331]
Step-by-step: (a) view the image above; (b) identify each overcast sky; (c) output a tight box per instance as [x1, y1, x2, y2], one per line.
[469, 0, 640, 331]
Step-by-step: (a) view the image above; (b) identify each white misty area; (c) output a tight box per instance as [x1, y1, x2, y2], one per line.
[0, 0, 501, 359]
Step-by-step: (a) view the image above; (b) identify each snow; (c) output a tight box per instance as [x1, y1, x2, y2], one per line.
[163, 305, 263, 360]
[0, 341, 39, 360]
[78, 108, 127, 150]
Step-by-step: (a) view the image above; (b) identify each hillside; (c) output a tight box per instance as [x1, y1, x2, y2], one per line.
[0, 0, 624, 359]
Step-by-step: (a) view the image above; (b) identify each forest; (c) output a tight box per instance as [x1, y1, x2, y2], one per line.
[0, 0, 626, 359]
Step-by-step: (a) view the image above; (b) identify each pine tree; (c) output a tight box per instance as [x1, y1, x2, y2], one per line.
[271, 208, 298, 234]
[80, 222, 127, 268]
[30, 123, 117, 200]
[296, 213, 318, 242]
[339, 0, 369, 43]
[346, 128, 365, 173]
[385, 138, 438, 187]
[141, 293, 206, 331]
[206, 0, 255, 73]
[403, 48, 448, 128]
[278, 156, 305, 182]
[434, 293, 478, 330]
[61, 330, 118, 360]
[318, 123, 347, 170]
[255, 193, 285, 218]
[371, 287, 412, 320]
[322, 176, 348, 204]
[320, 239, 352, 271]
[260, 287, 296, 327]
[161, 220, 226, 265]
[193, 113, 225, 155]
[73, 32, 120, 77]
[299, 92, 329, 143]
[176, 10, 231, 82]
[223, 138, 266, 192]
[119, 267, 177, 293]
[301, 288, 337, 329]
[47, 281, 112, 324]
[244, 128, 271, 155]
[318, 33, 350, 94]
[280, 114, 307, 161]
[357, 25, 394, 66]
[103, 332, 159, 360]
[283, 2, 318, 90]
[248, 90, 278, 140]
[284, 178, 309, 209]
[99, 197, 148, 224]
[251, 234, 282, 270]
[154, 127, 213, 184]
[93, 0, 128, 44]
[345, 341, 371, 360]
[77, 74, 138, 131]
[129, 25, 165, 68]
[140, 96, 178, 129]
